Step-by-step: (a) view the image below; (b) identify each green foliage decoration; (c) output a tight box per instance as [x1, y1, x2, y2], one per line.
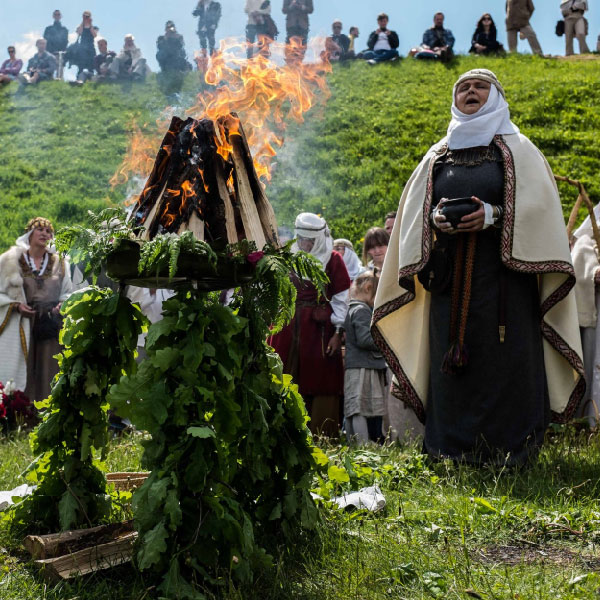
[54, 208, 136, 281]
[138, 231, 217, 279]
[108, 243, 328, 595]
[11, 287, 146, 533]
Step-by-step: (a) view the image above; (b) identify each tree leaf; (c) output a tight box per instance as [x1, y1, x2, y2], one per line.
[138, 521, 168, 570]
[58, 490, 80, 531]
[187, 426, 215, 439]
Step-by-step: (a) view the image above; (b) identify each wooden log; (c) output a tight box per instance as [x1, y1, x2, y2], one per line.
[230, 137, 267, 249]
[23, 521, 134, 560]
[35, 532, 137, 582]
[216, 160, 240, 244]
[231, 120, 279, 246]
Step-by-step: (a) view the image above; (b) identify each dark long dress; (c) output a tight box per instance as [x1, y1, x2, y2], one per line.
[77, 26, 96, 74]
[425, 144, 549, 465]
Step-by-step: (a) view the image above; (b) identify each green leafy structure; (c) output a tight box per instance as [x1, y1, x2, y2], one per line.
[54, 207, 136, 281]
[109, 288, 319, 596]
[11, 287, 145, 532]
[138, 231, 217, 278]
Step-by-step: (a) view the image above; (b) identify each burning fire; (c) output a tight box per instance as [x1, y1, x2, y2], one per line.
[112, 37, 331, 199]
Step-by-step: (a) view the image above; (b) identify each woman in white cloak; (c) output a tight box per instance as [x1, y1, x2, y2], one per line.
[0, 218, 72, 401]
[372, 69, 584, 464]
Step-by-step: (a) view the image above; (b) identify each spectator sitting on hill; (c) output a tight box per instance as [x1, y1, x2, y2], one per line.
[94, 38, 116, 81]
[109, 35, 149, 81]
[384, 211, 396, 236]
[193, 0, 222, 56]
[19, 39, 56, 85]
[417, 12, 455, 61]
[157, 21, 191, 72]
[43, 9, 69, 56]
[348, 26, 360, 57]
[0, 47, 23, 84]
[361, 13, 399, 64]
[323, 20, 351, 62]
[470, 13, 505, 55]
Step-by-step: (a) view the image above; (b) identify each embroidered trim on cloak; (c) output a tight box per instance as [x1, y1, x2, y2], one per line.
[371, 134, 585, 424]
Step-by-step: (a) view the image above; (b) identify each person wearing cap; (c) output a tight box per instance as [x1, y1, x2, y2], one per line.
[362, 13, 399, 64]
[109, 34, 149, 81]
[323, 20, 351, 62]
[0, 218, 73, 403]
[268, 213, 351, 437]
[372, 69, 584, 465]
[193, 0, 222, 56]
[505, 0, 543, 55]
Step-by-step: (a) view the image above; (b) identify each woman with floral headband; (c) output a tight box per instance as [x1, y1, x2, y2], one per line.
[0, 218, 72, 402]
[372, 69, 584, 465]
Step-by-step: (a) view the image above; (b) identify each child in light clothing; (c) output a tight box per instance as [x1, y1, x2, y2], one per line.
[344, 270, 387, 443]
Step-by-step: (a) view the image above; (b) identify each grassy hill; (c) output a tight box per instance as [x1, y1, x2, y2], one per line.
[0, 55, 598, 251]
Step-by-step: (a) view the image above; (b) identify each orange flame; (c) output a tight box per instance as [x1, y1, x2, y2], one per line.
[112, 37, 331, 192]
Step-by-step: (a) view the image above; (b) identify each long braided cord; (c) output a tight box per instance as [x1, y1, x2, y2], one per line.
[442, 233, 477, 375]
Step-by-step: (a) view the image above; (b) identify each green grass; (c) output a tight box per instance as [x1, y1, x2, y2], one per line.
[3, 428, 600, 599]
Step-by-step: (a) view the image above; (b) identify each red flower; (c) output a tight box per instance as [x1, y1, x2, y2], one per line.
[0, 401, 5, 420]
[246, 251, 264, 267]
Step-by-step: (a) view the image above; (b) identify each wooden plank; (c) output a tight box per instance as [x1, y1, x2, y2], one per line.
[23, 521, 134, 560]
[216, 160, 240, 244]
[231, 122, 279, 246]
[106, 472, 149, 481]
[230, 137, 267, 249]
[35, 532, 137, 582]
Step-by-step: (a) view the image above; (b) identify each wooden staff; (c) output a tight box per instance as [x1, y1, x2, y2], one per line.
[556, 175, 600, 259]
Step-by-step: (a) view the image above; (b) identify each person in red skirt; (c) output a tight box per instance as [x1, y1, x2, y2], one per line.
[269, 213, 351, 436]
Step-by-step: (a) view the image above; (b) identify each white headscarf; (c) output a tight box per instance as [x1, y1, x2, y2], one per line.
[293, 212, 333, 268]
[334, 238, 362, 281]
[447, 75, 519, 150]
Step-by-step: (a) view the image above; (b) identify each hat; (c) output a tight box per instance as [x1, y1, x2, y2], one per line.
[166, 20, 175, 29]
[454, 69, 505, 98]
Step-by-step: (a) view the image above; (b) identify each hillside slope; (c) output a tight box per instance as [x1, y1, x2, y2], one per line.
[269, 54, 600, 244]
[0, 55, 598, 251]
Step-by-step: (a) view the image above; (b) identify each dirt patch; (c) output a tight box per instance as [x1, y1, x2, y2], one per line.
[476, 543, 600, 569]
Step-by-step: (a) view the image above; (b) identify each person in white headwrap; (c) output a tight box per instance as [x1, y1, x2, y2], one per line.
[0, 217, 73, 401]
[269, 213, 351, 436]
[372, 69, 584, 465]
[571, 207, 600, 426]
[333, 238, 363, 281]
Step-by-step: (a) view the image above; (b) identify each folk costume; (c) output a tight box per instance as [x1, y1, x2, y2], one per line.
[372, 70, 584, 464]
[0, 219, 72, 400]
[571, 207, 600, 425]
[269, 213, 351, 436]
